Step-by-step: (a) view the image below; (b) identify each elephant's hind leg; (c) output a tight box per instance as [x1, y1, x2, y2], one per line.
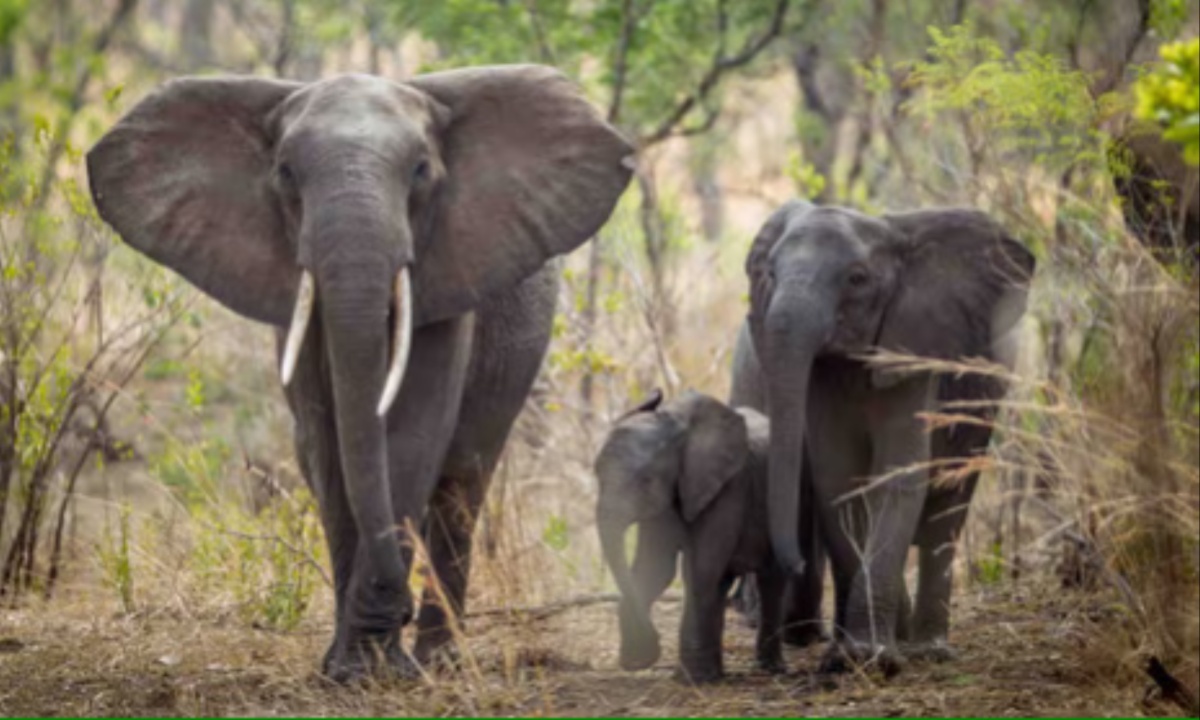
[906, 538, 958, 662]
[413, 265, 558, 665]
[754, 566, 788, 674]
[412, 465, 492, 665]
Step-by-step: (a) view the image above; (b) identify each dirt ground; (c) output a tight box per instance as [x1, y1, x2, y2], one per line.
[0, 580, 1178, 717]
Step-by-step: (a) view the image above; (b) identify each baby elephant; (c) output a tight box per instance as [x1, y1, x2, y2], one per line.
[595, 390, 788, 683]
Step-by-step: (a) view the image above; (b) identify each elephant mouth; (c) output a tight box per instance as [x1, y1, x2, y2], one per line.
[278, 265, 414, 418]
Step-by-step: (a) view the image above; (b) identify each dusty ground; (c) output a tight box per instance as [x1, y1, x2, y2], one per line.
[0, 580, 1175, 717]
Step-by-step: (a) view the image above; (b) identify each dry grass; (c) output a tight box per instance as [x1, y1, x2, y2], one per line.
[0, 563, 1159, 717]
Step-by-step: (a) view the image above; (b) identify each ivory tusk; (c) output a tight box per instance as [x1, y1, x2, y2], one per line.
[280, 271, 315, 386]
[376, 267, 413, 417]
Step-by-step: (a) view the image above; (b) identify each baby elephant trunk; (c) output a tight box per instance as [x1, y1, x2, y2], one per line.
[598, 515, 661, 671]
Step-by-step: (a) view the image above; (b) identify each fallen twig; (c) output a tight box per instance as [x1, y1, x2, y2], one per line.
[1144, 656, 1200, 717]
[467, 591, 683, 622]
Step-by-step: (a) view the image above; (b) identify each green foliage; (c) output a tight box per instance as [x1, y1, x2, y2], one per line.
[151, 437, 231, 508]
[786, 151, 827, 199]
[541, 513, 578, 579]
[973, 540, 1005, 586]
[382, 0, 792, 135]
[96, 504, 136, 613]
[1150, 0, 1192, 37]
[185, 369, 207, 411]
[191, 488, 325, 631]
[909, 25, 1117, 176]
[548, 347, 620, 376]
[541, 514, 569, 552]
[1135, 38, 1200, 166]
[0, 0, 27, 46]
[0, 119, 183, 597]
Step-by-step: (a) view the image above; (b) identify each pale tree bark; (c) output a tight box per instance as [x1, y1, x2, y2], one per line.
[178, 0, 216, 70]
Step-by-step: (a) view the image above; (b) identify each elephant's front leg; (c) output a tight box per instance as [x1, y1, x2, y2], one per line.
[908, 481, 976, 661]
[906, 423, 987, 662]
[382, 315, 477, 671]
[677, 568, 735, 684]
[677, 510, 739, 683]
[829, 377, 933, 675]
[279, 327, 358, 679]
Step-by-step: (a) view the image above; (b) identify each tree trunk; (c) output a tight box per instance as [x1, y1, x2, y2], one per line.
[178, 0, 215, 70]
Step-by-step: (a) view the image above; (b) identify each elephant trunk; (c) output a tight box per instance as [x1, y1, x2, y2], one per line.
[310, 177, 416, 627]
[764, 305, 826, 577]
[320, 258, 410, 628]
[598, 514, 661, 670]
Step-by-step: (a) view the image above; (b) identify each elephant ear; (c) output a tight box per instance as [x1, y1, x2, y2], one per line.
[669, 391, 750, 523]
[746, 200, 814, 341]
[594, 412, 686, 525]
[879, 208, 1036, 362]
[409, 65, 634, 324]
[87, 76, 304, 327]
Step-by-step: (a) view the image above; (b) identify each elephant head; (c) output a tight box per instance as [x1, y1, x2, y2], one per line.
[745, 202, 1035, 575]
[88, 66, 632, 623]
[595, 390, 750, 670]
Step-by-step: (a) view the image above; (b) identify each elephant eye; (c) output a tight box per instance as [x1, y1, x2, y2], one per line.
[846, 267, 870, 288]
[412, 159, 430, 184]
[277, 162, 298, 193]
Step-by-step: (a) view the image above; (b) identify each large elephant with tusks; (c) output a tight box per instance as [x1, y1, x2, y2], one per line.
[87, 65, 632, 681]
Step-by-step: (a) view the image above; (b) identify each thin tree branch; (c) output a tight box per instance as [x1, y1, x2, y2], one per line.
[522, 0, 556, 65]
[606, 0, 640, 124]
[467, 591, 683, 622]
[638, 0, 793, 147]
[30, 0, 138, 213]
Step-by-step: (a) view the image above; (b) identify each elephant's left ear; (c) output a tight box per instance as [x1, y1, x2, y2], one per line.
[408, 65, 634, 324]
[671, 392, 749, 523]
[879, 208, 1036, 360]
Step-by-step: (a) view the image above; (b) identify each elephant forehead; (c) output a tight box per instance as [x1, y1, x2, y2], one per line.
[280, 75, 433, 149]
[776, 208, 892, 258]
[595, 417, 677, 473]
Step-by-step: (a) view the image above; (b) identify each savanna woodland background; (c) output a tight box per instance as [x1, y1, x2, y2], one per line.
[1, 0, 1198, 715]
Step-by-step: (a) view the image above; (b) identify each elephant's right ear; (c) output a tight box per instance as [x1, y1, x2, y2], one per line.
[408, 65, 634, 324]
[87, 77, 303, 326]
[671, 392, 749, 523]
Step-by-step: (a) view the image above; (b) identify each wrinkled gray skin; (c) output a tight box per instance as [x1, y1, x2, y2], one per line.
[595, 391, 787, 684]
[87, 66, 632, 682]
[728, 339, 827, 649]
[735, 201, 1034, 673]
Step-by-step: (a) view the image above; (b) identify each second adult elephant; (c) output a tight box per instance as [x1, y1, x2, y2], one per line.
[88, 65, 632, 681]
[735, 201, 1034, 671]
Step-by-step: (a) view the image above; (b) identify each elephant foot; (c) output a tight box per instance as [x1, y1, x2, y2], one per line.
[676, 647, 724, 685]
[617, 603, 661, 671]
[674, 664, 724, 685]
[755, 653, 787, 675]
[902, 639, 956, 663]
[413, 627, 460, 671]
[782, 622, 829, 648]
[618, 631, 662, 671]
[818, 641, 903, 678]
[324, 635, 420, 685]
